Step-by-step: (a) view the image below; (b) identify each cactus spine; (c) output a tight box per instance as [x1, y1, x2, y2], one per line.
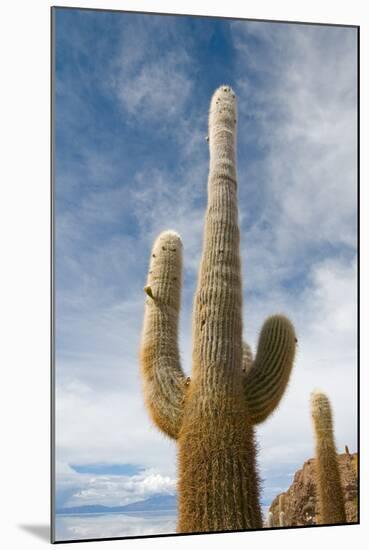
[310, 391, 346, 525]
[140, 86, 297, 533]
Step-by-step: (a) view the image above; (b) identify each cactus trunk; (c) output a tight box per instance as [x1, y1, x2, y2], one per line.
[311, 391, 346, 525]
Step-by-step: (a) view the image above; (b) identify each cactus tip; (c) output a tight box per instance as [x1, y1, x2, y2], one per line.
[210, 85, 237, 109]
[311, 388, 324, 400]
[157, 229, 182, 245]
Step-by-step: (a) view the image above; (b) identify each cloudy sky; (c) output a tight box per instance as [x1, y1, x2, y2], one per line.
[54, 6, 358, 535]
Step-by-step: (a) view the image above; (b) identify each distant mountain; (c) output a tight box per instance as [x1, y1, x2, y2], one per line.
[56, 494, 177, 515]
[119, 494, 176, 512]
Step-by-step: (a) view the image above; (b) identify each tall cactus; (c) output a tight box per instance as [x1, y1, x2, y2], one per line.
[140, 86, 297, 533]
[310, 391, 346, 525]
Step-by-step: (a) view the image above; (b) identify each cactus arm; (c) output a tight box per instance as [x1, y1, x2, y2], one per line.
[140, 230, 186, 439]
[243, 315, 297, 425]
[311, 391, 346, 524]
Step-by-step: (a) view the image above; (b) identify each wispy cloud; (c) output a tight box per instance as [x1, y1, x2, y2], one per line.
[113, 50, 193, 122]
[108, 15, 194, 124]
[234, 23, 357, 253]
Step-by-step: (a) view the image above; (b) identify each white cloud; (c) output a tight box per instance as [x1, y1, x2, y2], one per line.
[56, 379, 177, 476]
[114, 52, 192, 120]
[234, 23, 357, 255]
[109, 19, 193, 123]
[56, 460, 176, 508]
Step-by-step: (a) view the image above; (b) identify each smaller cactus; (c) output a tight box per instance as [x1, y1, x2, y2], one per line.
[279, 493, 286, 526]
[310, 391, 346, 525]
[345, 444, 350, 454]
[267, 511, 274, 528]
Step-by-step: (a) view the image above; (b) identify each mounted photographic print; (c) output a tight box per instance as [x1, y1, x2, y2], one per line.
[51, 6, 359, 543]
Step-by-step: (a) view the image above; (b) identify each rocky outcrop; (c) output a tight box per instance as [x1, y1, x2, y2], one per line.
[269, 452, 358, 526]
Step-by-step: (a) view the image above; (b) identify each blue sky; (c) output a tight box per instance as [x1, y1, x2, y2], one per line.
[54, 7, 358, 536]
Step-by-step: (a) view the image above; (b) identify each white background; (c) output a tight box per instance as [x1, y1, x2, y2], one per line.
[0, 0, 367, 549]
